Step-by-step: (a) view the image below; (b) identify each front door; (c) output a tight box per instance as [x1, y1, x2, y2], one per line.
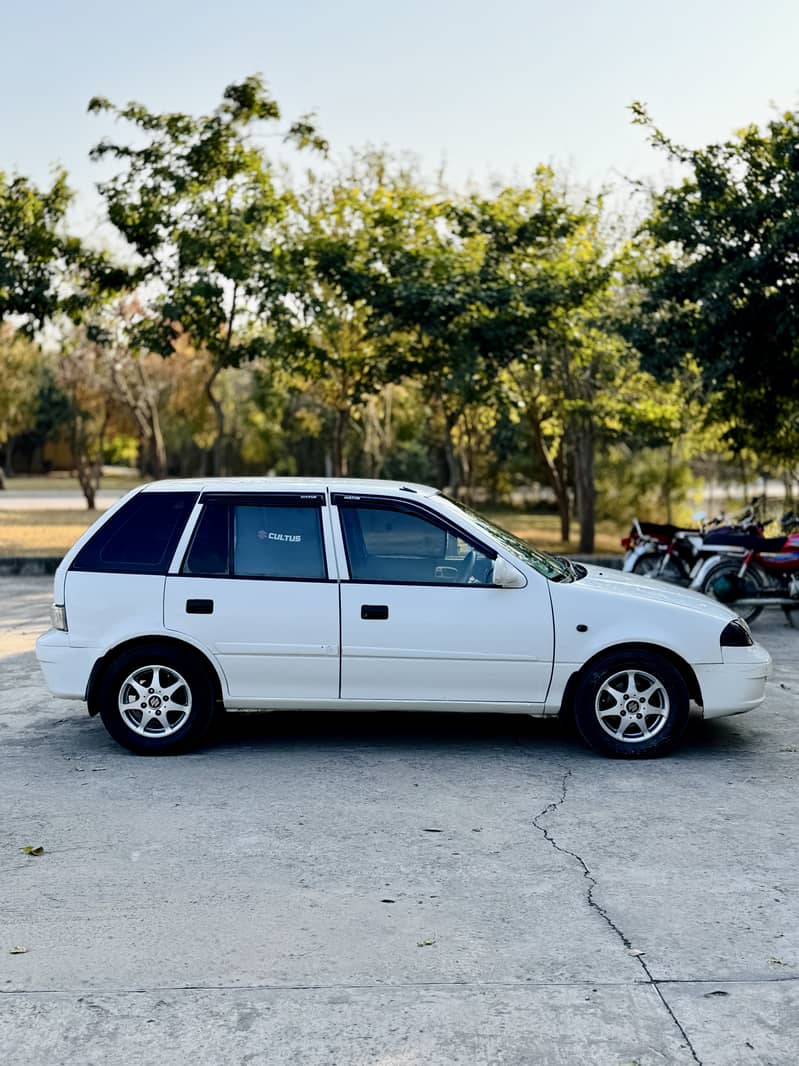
[164, 492, 339, 701]
[334, 496, 554, 705]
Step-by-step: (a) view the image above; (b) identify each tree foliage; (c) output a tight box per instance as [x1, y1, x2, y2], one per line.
[631, 102, 799, 461]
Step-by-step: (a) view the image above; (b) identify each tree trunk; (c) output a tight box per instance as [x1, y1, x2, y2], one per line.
[664, 444, 673, 524]
[149, 400, 168, 479]
[5, 435, 15, 478]
[527, 412, 570, 544]
[205, 362, 225, 477]
[573, 418, 595, 555]
[332, 407, 349, 477]
[443, 410, 462, 496]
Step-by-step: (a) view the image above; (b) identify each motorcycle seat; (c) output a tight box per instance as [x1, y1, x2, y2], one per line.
[704, 531, 788, 551]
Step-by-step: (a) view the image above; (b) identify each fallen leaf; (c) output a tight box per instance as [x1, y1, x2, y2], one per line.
[20, 846, 44, 856]
[626, 948, 645, 957]
[9, 946, 28, 955]
[423, 828, 442, 833]
[380, 899, 395, 904]
[768, 957, 784, 967]
[704, 990, 729, 998]
[417, 938, 436, 947]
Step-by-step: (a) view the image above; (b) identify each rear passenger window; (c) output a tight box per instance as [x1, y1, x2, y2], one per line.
[233, 505, 326, 579]
[182, 500, 327, 581]
[71, 492, 198, 574]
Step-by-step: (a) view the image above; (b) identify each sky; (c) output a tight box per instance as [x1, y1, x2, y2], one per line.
[2, 0, 799, 235]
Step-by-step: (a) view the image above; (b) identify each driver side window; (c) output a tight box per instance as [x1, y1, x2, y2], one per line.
[339, 504, 494, 585]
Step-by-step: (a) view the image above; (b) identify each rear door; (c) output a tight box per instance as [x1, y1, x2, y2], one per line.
[164, 492, 340, 702]
[334, 495, 554, 705]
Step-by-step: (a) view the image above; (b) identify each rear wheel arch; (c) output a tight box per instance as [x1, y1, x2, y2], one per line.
[87, 635, 225, 716]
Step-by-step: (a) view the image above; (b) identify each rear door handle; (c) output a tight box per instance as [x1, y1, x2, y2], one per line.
[186, 599, 214, 614]
[361, 604, 389, 620]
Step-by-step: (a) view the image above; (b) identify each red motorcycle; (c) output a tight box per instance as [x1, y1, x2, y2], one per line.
[691, 514, 799, 624]
[621, 503, 764, 584]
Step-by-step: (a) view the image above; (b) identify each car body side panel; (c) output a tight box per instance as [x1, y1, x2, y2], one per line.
[65, 572, 167, 651]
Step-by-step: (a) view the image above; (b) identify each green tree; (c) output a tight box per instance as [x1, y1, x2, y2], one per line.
[327, 167, 626, 549]
[0, 170, 75, 330]
[88, 74, 327, 474]
[631, 102, 799, 465]
[0, 328, 47, 479]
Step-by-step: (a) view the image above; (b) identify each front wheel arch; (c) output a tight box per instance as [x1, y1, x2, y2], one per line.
[87, 635, 225, 717]
[558, 641, 702, 722]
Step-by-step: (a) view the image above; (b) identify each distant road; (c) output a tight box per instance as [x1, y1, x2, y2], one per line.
[0, 490, 126, 511]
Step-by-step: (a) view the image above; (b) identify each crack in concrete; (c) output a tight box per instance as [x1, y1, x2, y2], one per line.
[532, 769, 703, 1066]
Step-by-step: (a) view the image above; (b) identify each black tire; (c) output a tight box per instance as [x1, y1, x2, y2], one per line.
[97, 642, 217, 755]
[573, 649, 691, 759]
[700, 559, 765, 625]
[631, 552, 686, 584]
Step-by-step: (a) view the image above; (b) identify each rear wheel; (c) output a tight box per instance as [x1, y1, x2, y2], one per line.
[700, 560, 765, 624]
[573, 650, 691, 758]
[98, 643, 217, 755]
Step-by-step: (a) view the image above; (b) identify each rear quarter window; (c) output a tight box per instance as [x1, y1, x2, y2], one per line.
[70, 492, 198, 574]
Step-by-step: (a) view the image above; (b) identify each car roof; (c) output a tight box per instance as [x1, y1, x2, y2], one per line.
[140, 477, 440, 498]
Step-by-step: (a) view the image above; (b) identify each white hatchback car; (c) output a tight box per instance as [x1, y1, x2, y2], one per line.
[36, 478, 771, 758]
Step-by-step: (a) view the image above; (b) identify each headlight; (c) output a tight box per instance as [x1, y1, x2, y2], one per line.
[720, 618, 752, 647]
[50, 604, 68, 632]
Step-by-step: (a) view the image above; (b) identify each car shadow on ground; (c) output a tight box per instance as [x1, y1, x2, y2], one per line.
[202, 707, 757, 760]
[211, 709, 581, 756]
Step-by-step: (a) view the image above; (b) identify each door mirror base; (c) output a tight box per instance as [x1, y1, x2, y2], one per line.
[493, 556, 527, 588]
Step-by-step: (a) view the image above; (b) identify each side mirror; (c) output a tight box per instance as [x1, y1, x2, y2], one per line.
[492, 556, 526, 588]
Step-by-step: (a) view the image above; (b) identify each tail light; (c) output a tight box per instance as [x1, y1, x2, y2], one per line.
[50, 604, 68, 632]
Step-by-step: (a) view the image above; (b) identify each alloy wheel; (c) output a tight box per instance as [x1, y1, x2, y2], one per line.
[595, 668, 670, 743]
[118, 664, 192, 738]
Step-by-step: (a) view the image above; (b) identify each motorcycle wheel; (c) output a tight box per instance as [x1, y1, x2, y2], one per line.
[631, 553, 687, 584]
[700, 560, 765, 625]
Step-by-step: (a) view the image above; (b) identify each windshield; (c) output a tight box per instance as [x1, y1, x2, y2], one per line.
[437, 496, 576, 582]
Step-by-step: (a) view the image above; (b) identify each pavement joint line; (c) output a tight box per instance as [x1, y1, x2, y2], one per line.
[2, 976, 799, 997]
[531, 768, 703, 1066]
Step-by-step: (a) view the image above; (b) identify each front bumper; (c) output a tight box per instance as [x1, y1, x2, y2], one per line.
[694, 642, 772, 720]
[36, 629, 98, 700]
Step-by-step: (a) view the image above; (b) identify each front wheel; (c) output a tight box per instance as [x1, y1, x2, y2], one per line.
[630, 551, 687, 584]
[573, 650, 691, 758]
[97, 643, 217, 755]
[699, 560, 765, 625]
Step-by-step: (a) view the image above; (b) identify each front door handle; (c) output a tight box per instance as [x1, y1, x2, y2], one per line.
[186, 599, 214, 614]
[361, 604, 389, 620]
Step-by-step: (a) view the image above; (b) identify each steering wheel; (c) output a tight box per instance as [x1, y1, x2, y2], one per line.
[460, 550, 477, 584]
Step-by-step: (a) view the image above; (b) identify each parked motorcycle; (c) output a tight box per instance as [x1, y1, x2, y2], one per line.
[621, 519, 701, 583]
[691, 512, 799, 624]
[621, 501, 765, 585]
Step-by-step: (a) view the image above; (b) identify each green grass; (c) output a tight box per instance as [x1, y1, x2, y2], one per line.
[483, 510, 624, 554]
[2, 472, 147, 493]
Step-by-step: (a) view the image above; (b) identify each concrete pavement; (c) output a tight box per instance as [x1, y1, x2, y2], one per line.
[1, 577, 798, 1065]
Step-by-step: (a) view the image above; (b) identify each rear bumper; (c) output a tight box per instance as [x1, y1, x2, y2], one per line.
[695, 643, 772, 720]
[35, 629, 98, 700]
